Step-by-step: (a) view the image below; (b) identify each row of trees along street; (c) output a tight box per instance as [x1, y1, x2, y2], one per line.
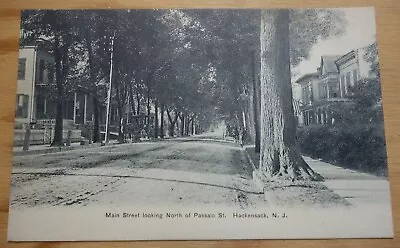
[21, 9, 348, 181]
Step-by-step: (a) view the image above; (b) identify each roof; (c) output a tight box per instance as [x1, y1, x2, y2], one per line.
[294, 72, 319, 85]
[321, 55, 342, 74]
[335, 50, 356, 66]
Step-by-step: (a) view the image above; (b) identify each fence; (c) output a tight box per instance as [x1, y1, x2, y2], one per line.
[14, 129, 82, 146]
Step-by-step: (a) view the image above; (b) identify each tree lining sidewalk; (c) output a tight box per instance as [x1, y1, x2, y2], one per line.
[244, 145, 390, 207]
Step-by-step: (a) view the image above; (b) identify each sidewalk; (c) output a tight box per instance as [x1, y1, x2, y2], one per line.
[12, 140, 122, 156]
[13, 142, 81, 152]
[244, 145, 391, 207]
[303, 156, 391, 207]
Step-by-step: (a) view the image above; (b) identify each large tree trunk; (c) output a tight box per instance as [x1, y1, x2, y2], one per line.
[186, 116, 192, 136]
[154, 99, 159, 138]
[129, 83, 136, 116]
[116, 86, 124, 143]
[258, 10, 322, 181]
[160, 104, 164, 138]
[169, 123, 174, 137]
[191, 117, 195, 135]
[166, 108, 178, 137]
[93, 96, 100, 143]
[242, 81, 254, 145]
[135, 88, 141, 126]
[51, 37, 65, 147]
[84, 30, 101, 143]
[180, 113, 185, 136]
[136, 88, 141, 115]
[52, 95, 64, 146]
[252, 50, 261, 153]
[146, 92, 151, 137]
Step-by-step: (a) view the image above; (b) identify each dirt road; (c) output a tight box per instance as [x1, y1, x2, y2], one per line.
[10, 138, 264, 209]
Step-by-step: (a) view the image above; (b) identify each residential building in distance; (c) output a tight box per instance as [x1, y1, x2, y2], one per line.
[15, 45, 162, 145]
[16, 45, 99, 128]
[14, 45, 97, 145]
[294, 46, 373, 126]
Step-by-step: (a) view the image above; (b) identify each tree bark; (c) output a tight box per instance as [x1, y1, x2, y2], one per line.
[258, 10, 322, 181]
[180, 113, 185, 136]
[186, 116, 192, 136]
[116, 86, 124, 143]
[166, 108, 179, 137]
[136, 87, 141, 115]
[191, 117, 195, 135]
[147, 89, 151, 117]
[252, 50, 261, 153]
[154, 99, 159, 138]
[51, 36, 65, 147]
[93, 96, 100, 143]
[84, 29, 101, 143]
[160, 104, 165, 138]
[146, 89, 151, 137]
[241, 81, 254, 145]
[129, 83, 136, 116]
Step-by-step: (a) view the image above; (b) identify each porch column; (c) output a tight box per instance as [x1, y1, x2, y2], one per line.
[339, 77, 343, 98]
[321, 109, 325, 124]
[44, 97, 47, 115]
[314, 111, 318, 125]
[326, 82, 330, 99]
[325, 111, 329, 124]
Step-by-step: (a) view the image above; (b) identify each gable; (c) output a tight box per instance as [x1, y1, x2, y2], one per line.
[320, 56, 341, 74]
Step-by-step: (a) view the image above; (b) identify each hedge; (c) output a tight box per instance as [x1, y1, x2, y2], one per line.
[296, 123, 388, 176]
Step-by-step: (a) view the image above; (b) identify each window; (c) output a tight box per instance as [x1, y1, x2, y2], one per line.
[346, 72, 352, 90]
[319, 83, 327, 99]
[302, 86, 309, 105]
[18, 58, 26, 80]
[48, 65, 54, 83]
[329, 81, 340, 98]
[15, 94, 29, 118]
[301, 84, 313, 105]
[38, 59, 45, 82]
[36, 95, 46, 119]
[352, 69, 358, 84]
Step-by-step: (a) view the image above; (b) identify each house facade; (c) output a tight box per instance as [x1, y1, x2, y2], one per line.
[295, 47, 372, 126]
[16, 46, 98, 129]
[336, 48, 371, 97]
[14, 45, 102, 145]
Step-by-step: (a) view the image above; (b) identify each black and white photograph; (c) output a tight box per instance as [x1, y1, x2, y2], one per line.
[8, 7, 393, 241]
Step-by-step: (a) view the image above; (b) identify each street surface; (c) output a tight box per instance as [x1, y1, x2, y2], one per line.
[10, 137, 264, 209]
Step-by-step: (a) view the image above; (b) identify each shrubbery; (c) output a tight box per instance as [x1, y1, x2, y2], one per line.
[296, 123, 388, 176]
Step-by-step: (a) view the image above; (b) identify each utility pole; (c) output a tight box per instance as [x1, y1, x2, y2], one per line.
[105, 31, 116, 143]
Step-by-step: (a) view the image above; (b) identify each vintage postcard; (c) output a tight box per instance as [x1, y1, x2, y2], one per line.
[8, 7, 393, 241]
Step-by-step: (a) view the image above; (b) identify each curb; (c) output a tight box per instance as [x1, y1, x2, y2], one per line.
[242, 146, 276, 207]
[12, 137, 188, 156]
[243, 146, 258, 171]
[242, 146, 265, 194]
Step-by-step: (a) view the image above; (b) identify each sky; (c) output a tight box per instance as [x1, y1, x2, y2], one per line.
[292, 7, 377, 80]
